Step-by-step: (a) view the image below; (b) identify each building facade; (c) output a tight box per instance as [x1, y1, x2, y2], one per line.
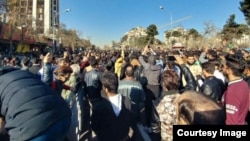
[1, 0, 59, 35]
[0, 0, 6, 22]
[122, 26, 147, 46]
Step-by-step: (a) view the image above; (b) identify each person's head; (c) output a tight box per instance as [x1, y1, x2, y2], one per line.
[124, 64, 134, 78]
[209, 60, 221, 71]
[105, 60, 113, 71]
[10, 57, 19, 66]
[201, 62, 215, 77]
[57, 58, 71, 67]
[70, 64, 80, 76]
[186, 53, 195, 65]
[244, 60, 250, 77]
[241, 51, 248, 59]
[207, 50, 217, 60]
[88, 56, 98, 68]
[176, 90, 225, 125]
[54, 66, 73, 83]
[130, 53, 139, 60]
[124, 57, 130, 63]
[100, 72, 118, 95]
[222, 55, 246, 79]
[161, 70, 180, 91]
[21, 57, 30, 67]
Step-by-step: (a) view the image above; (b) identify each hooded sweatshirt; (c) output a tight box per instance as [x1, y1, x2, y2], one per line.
[139, 55, 161, 85]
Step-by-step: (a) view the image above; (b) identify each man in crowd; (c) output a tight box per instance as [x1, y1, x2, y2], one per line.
[83, 56, 102, 109]
[200, 61, 226, 101]
[139, 46, 161, 99]
[91, 72, 137, 141]
[221, 55, 249, 124]
[118, 64, 145, 122]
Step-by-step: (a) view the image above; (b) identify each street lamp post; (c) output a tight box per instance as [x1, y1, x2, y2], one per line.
[52, 8, 71, 54]
[160, 6, 173, 47]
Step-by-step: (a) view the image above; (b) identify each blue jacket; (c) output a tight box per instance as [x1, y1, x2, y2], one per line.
[0, 69, 71, 140]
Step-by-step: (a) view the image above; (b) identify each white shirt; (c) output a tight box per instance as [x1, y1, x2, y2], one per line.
[214, 70, 226, 84]
[109, 94, 122, 117]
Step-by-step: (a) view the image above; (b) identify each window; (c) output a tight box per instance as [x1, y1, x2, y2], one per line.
[37, 0, 44, 6]
[39, 14, 43, 20]
[38, 28, 44, 34]
[20, 1, 26, 6]
[27, 14, 31, 19]
[39, 8, 43, 13]
[20, 8, 25, 13]
[28, 0, 33, 6]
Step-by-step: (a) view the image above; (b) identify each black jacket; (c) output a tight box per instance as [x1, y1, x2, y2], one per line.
[200, 76, 226, 101]
[178, 64, 197, 93]
[0, 68, 71, 140]
[91, 96, 136, 141]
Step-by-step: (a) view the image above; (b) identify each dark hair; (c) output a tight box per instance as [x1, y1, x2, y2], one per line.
[225, 55, 246, 76]
[186, 51, 194, 58]
[100, 72, 118, 93]
[130, 53, 139, 60]
[54, 66, 73, 76]
[161, 70, 180, 90]
[88, 56, 98, 67]
[124, 57, 130, 63]
[105, 60, 114, 71]
[22, 57, 30, 66]
[57, 58, 71, 65]
[201, 62, 215, 74]
[209, 60, 220, 68]
[177, 90, 225, 125]
[125, 64, 134, 77]
[207, 50, 218, 59]
[245, 61, 250, 69]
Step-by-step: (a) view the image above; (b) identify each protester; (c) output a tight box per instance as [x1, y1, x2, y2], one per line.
[52, 65, 73, 94]
[0, 66, 71, 141]
[221, 55, 249, 125]
[118, 64, 145, 123]
[29, 57, 41, 76]
[150, 55, 196, 141]
[39, 52, 54, 86]
[139, 46, 161, 99]
[91, 72, 137, 141]
[83, 56, 102, 109]
[199, 61, 226, 101]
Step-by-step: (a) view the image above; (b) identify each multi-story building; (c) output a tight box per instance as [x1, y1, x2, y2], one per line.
[1, 0, 59, 35]
[122, 26, 147, 46]
[0, 0, 6, 22]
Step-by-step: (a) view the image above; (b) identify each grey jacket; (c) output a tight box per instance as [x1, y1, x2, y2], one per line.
[139, 56, 161, 85]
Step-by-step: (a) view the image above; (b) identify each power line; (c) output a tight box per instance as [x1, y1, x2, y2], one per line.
[158, 16, 192, 29]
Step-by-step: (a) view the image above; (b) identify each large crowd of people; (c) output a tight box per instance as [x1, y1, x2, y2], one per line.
[0, 45, 249, 141]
